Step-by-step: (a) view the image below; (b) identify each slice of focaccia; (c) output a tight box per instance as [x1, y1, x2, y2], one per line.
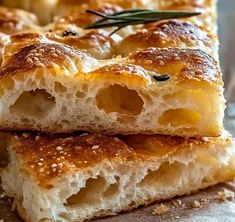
[0, 32, 224, 136]
[0, 0, 224, 137]
[1, 132, 235, 222]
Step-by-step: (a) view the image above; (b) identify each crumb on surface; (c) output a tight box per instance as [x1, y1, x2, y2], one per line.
[173, 199, 182, 208]
[192, 200, 201, 208]
[152, 204, 169, 215]
[217, 189, 235, 201]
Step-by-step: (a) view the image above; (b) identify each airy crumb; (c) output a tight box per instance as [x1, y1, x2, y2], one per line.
[152, 204, 169, 215]
[217, 189, 234, 201]
[192, 200, 201, 208]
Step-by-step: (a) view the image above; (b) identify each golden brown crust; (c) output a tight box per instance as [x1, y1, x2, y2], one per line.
[118, 20, 214, 56]
[55, 4, 122, 28]
[13, 133, 133, 188]
[0, 7, 38, 35]
[57, 0, 146, 11]
[46, 30, 116, 59]
[11, 132, 233, 189]
[0, 38, 82, 78]
[87, 64, 151, 83]
[56, 0, 209, 14]
[128, 47, 221, 85]
[0, 31, 220, 87]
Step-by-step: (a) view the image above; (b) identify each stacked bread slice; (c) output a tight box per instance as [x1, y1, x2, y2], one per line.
[0, 0, 234, 222]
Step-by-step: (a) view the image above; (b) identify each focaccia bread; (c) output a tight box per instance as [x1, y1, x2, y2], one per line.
[0, 32, 224, 136]
[1, 132, 235, 222]
[0, 0, 224, 137]
[0, 0, 217, 33]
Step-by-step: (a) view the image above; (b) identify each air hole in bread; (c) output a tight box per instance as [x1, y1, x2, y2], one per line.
[158, 108, 201, 127]
[138, 162, 184, 188]
[10, 89, 55, 118]
[0, 133, 10, 168]
[76, 90, 85, 98]
[54, 82, 67, 93]
[103, 183, 119, 198]
[65, 176, 106, 207]
[96, 84, 144, 115]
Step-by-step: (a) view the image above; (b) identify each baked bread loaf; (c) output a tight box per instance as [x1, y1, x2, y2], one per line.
[1, 132, 235, 222]
[0, 0, 224, 137]
[0, 31, 224, 136]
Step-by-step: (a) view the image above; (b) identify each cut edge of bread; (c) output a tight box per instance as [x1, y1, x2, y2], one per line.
[1, 134, 235, 222]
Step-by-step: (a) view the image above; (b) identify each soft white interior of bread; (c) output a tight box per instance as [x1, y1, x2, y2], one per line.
[2, 139, 235, 222]
[0, 68, 225, 136]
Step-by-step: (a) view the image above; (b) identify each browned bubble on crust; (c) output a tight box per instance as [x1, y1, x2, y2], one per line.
[141, 20, 211, 47]
[0, 42, 81, 78]
[46, 30, 115, 59]
[0, 7, 38, 34]
[128, 47, 222, 85]
[88, 63, 151, 81]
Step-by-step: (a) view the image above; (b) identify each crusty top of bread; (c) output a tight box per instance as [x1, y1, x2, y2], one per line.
[56, 0, 210, 11]
[54, 4, 122, 29]
[1, 37, 82, 77]
[118, 20, 214, 56]
[0, 7, 38, 34]
[11, 132, 233, 188]
[128, 47, 221, 85]
[0, 33, 221, 87]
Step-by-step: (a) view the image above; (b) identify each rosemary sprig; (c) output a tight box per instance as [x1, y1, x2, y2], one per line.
[85, 9, 201, 35]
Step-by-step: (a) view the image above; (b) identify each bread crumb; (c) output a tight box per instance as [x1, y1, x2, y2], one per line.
[192, 200, 201, 208]
[0, 219, 4, 222]
[217, 189, 234, 201]
[200, 198, 210, 204]
[22, 133, 29, 138]
[173, 199, 182, 208]
[152, 204, 169, 215]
